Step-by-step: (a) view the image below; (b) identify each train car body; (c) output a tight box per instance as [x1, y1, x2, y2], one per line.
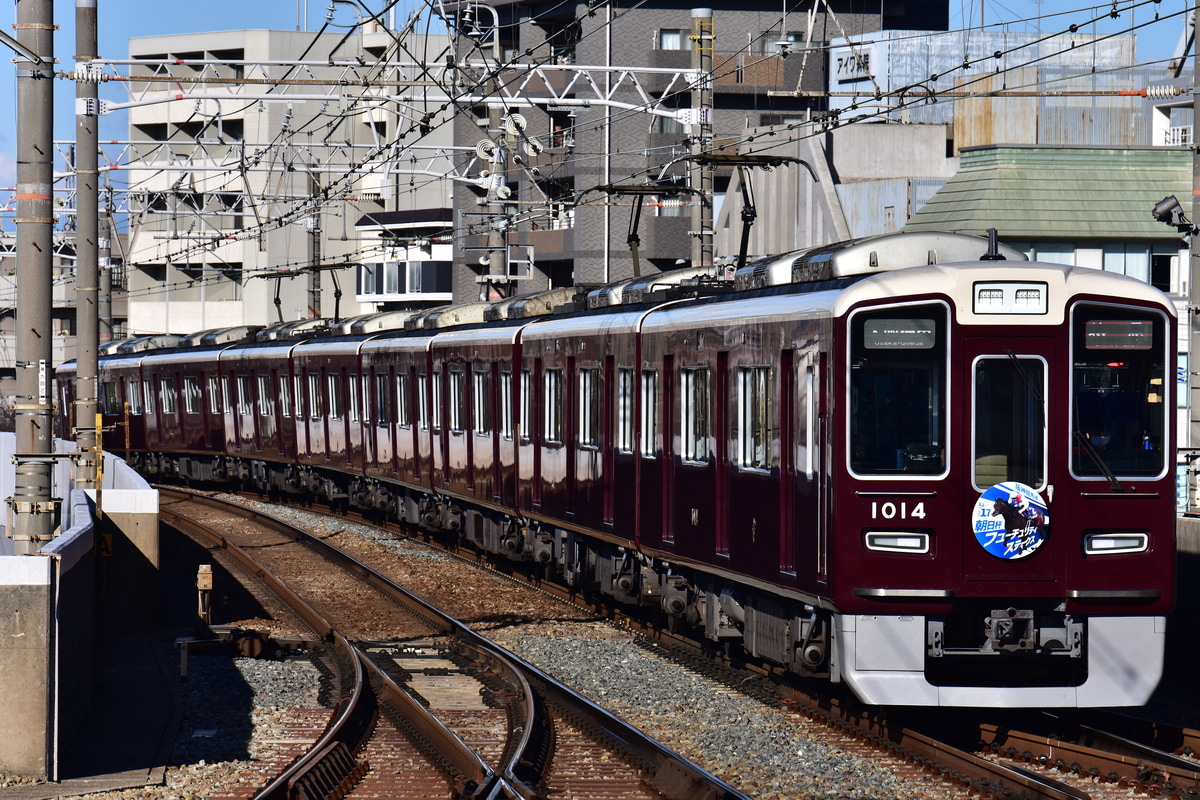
[65, 231, 1177, 708]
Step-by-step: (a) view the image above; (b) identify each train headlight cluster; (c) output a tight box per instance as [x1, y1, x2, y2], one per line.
[973, 282, 1048, 315]
[864, 531, 930, 554]
[1083, 532, 1148, 555]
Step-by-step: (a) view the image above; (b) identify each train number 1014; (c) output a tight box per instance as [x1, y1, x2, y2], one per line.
[870, 501, 927, 520]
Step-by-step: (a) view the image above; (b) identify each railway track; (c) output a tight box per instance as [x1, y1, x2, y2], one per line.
[159, 487, 752, 800]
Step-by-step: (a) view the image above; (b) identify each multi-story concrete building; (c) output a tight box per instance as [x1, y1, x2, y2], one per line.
[446, 0, 950, 300]
[122, 25, 454, 335]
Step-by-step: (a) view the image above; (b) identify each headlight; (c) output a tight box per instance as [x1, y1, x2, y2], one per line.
[1083, 532, 1148, 555]
[864, 531, 929, 554]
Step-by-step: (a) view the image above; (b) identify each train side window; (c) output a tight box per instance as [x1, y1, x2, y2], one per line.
[348, 374, 361, 423]
[579, 367, 600, 448]
[375, 374, 390, 427]
[101, 381, 120, 415]
[221, 377, 231, 417]
[680, 367, 710, 464]
[448, 369, 466, 432]
[431, 372, 442, 431]
[183, 376, 201, 415]
[544, 368, 564, 445]
[127, 380, 141, 415]
[143, 381, 154, 417]
[499, 370, 514, 440]
[160, 378, 177, 415]
[397, 372, 412, 428]
[292, 374, 303, 418]
[208, 376, 221, 415]
[737, 365, 771, 470]
[327, 373, 343, 420]
[257, 375, 273, 417]
[803, 365, 816, 479]
[616, 367, 634, 453]
[640, 370, 657, 457]
[279, 375, 292, 419]
[417, 374, 429, 430]
[236, 375, 252, 416]
[473, 370, 491, 434]
[307, 372, 323, 420]
[519, 369, 532, 442]
[848, 303, 947, 477]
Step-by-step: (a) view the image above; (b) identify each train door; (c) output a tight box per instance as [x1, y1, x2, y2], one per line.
[960, 336, 1057, 583]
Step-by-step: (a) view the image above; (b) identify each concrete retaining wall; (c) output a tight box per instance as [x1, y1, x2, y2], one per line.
[0, 436, 156, 780]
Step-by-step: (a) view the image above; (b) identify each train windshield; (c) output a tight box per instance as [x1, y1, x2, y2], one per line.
[849, 303, 947, 476]
[1071, 304, 1168, 479]
[972, 355, 1047, 490]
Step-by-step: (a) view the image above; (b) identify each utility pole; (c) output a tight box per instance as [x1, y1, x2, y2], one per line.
[74, 0, 100, 488]
[12, 0, 56, 553]
[1191, 0, 1200, 510]
[308, 169, 322, 318]
[690, 8, 714, 268]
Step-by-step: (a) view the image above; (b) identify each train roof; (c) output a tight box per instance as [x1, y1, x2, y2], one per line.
[83, 232, 1045, 358]
[733, 230, 1027, 290]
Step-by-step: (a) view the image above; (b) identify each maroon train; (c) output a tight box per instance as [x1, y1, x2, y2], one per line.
[58, 231, 1178, 707]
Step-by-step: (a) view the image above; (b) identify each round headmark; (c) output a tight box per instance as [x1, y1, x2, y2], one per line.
[971, 481, 1050, 560]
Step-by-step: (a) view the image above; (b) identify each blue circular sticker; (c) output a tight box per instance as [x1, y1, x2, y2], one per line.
[971, 482, 1050, 560]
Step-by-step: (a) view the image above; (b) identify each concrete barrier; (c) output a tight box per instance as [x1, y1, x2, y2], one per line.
[0, 436, 157, 780]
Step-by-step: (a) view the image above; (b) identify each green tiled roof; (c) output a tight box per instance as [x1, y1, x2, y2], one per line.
[904, 146, 1192, 240]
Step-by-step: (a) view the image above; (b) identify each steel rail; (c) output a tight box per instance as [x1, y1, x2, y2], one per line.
[158, 490, 496, 799]
[163, 487, 756, 800]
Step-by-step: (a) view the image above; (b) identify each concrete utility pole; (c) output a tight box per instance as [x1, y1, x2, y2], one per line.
[12, 0, 56, 554]
[74, 0, 100, 488]
[1191, 0, 1200, 510]
[690, 7, 714, 268]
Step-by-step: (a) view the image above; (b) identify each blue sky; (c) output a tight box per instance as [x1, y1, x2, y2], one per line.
[0, 0, 1190, 187]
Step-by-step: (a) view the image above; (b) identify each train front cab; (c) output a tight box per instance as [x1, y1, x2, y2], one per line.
[833, 264, 1176, 707]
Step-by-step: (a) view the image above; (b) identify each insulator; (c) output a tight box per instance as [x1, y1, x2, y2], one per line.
[1145, 85, 1183, 99]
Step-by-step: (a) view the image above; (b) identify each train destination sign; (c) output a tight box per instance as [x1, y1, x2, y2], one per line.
[863, 318, 936, 349]
[1084, 319, 1153, 350]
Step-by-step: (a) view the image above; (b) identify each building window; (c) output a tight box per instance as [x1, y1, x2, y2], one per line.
[738, 366, 771, 470]
[579, 367, 600, 448]
[544, 368, 564, 444]
[681, 367, 709, 464]
[659, 29, 690, 50]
